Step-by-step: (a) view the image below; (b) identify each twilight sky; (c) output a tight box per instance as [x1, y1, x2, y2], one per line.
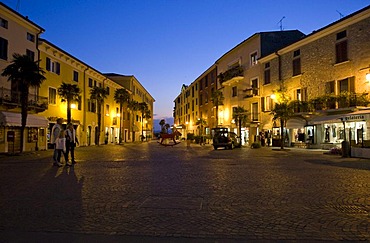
[3, 0, 370, 121]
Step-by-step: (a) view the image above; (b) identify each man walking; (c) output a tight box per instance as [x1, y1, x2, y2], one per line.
[65, 123, 79, 166]
[51, 118, 63, 167]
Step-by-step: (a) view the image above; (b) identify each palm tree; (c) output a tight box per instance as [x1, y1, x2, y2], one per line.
[232, 106, 249, 139]
[138, 102, 150, 141]
[128, 100, 139, 141]
[1, 53, 46, 153]
[114, 88, 130, 143]
[210, 89, 224, 127]
[58, 82, 81, 124]
[143, 108, 152, 140]
[270, 101, 294, 149]
[90, 86, 108, 145]
[195, 118, 207, 144]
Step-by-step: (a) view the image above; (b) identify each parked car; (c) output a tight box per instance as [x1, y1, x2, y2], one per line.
[213, 131, 241, 150]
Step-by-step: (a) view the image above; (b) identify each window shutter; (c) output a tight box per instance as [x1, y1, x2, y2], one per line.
[302, 88, 307, 101]
[261, 97, 265, 111]
[349, 76, 355, 93]
[56, 62, 60, 75]
[46, 57, 50, 71]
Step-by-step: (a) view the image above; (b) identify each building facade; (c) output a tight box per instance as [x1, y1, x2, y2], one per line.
[0, 2, 154, 153]
[259, 5, 370, 149]
[0, 2, 48, 153]
[174, 5, 370, 150]
[214, 31, 304, 145]
[105, 74, 155, 142]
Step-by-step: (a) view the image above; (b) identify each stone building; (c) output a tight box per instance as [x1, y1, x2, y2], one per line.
[214, 31, 304, 145]
[259, 5, 370, 149]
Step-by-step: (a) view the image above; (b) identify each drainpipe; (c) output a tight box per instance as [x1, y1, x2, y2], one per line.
[83, 67, 89, 146]
[35, 29, 44, 151]
[103, 77, 107, 144]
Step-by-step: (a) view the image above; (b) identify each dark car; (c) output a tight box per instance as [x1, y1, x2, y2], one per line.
[213, 131, 241, 150]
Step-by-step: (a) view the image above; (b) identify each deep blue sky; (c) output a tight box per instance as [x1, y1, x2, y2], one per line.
[3, 0, 370, 121]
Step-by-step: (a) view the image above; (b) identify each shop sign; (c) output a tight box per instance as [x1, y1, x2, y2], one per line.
[341, 115, 365, 122]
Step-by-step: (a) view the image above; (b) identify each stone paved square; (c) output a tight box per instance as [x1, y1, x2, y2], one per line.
[1, 142, 370, 242]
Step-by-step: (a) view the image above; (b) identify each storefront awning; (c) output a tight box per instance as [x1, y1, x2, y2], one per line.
[309, 114, 344, 125]
[0, 111, 49, 127]
[286, 118, 307, 129]
[309, 110, 370, 125]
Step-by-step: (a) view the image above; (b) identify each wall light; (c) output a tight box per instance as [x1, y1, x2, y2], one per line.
[70, 104, 77, 109]
[366, 73, 370, 82]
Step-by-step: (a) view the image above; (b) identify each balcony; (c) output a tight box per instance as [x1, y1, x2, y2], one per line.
[218, 65, 244, 85]
[0, 87, 48, 112]
[292, 92, 370, 113]
[243, 87, 259, 98]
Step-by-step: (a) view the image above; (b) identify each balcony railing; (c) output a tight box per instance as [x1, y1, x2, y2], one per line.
[218, 65, 244, 85]
[291, 92, 370, 113]
[0, 87, 48, 112]
[243, 86, 259, 98]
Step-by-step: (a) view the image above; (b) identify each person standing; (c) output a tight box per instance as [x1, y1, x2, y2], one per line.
[55, 130, 66, 167]
[65, 123, 79, 166]
[51, 118, 63, 166]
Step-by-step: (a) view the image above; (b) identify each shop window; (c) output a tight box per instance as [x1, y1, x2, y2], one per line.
[28, 128, 38, 142]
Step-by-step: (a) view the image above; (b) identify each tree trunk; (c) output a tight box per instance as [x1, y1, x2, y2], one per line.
[20, 88, 29, 153]
[97, 101, 102, 146]
[238, 119, 242, 139]
[280, 118, 285, 150]
[67, 100, 71, 124]
[119, 104, 123, 144]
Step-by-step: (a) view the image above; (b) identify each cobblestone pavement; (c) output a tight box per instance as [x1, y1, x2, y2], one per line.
[1, 141, 370, 242]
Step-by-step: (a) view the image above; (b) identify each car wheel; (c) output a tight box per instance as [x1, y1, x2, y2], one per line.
[214, 146, 217, 150]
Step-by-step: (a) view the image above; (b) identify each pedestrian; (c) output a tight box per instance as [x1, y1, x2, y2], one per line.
[51, 118, 63, 166]
[64, 123, 79, 166]
[55, 130, 66, 167]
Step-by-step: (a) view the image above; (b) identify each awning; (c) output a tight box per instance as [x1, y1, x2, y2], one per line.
[309, 110, 370, 125]
[286, 118, 307, 129]
[309, 114, 344, 125]
[0, 111, 49, 127]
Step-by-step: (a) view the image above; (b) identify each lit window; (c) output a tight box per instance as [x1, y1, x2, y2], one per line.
[250, 52, 258, 66]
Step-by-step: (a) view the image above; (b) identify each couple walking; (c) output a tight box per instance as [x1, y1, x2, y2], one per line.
[51, 118, 79, 167]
